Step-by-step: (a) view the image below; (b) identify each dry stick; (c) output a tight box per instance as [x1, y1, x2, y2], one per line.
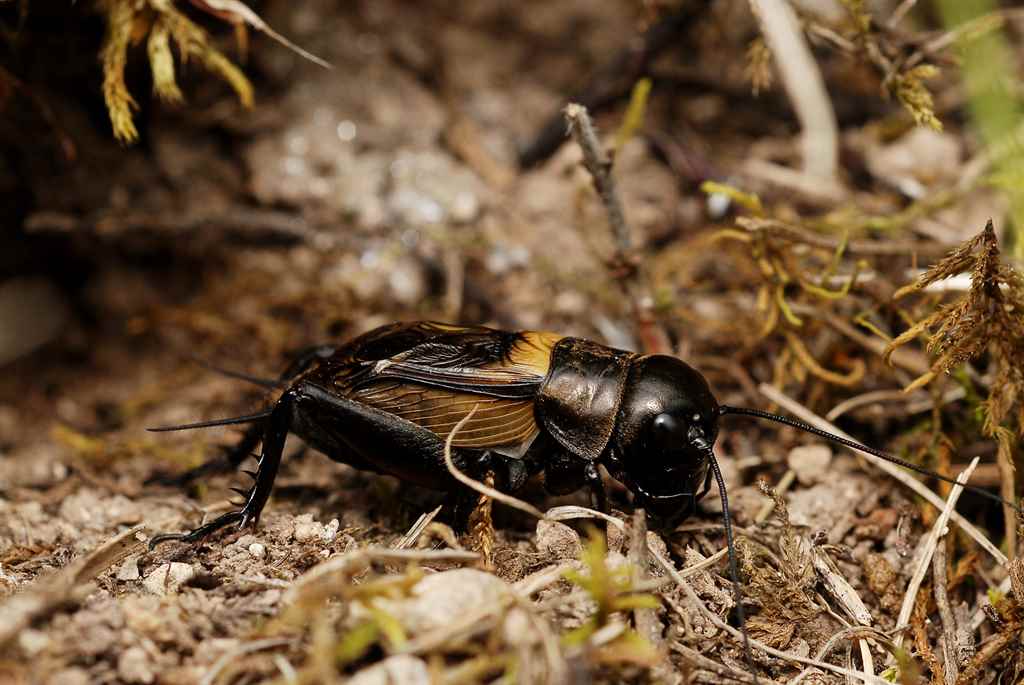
[564, 103, 628, 250]
[393, 505, 444, 550]
[442, 405, 548, 521]
[0, 523, 149, 648]
[670, 643, 765, 685]
[932, 540, 961, 685]
[790, 626, 897, 685]
[758, 384, 1007, 566]
[545, 504, 625, 530]
[200, 637, 295, 685]
[894, 458, 980, 653]
[648, 541, 893, 685]
[283, 547, 480, 605]
[747, 0, 839, 185]
[628, 510, 664, 656]
[564, 102, 669, 354]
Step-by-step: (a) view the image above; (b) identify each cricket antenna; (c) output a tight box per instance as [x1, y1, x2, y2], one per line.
[187, 355, 281, 390]
[719, 405, 1021, 514]
[706, 446, 759, 683]
[147, 410, 273, 432]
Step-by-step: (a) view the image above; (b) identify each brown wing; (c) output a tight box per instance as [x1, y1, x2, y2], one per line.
[323, 323, 564, 452]
[351, 381, 538, 450]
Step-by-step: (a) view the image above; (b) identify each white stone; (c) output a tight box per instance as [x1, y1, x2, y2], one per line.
[142, 562, 194, 596]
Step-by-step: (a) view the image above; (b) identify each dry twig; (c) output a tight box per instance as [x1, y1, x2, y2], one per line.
[893, 457, 979, 653]
[758, 383, 1006, 565]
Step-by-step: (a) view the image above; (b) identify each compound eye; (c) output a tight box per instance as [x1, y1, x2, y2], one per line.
[650, 412, 686, 451]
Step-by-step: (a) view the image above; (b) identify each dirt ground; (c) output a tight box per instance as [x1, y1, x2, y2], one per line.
[1, 1, 1022, 684]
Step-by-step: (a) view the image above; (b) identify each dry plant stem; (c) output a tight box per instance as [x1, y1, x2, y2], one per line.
[0, 523, 148, 648]
[755, 468, 796, 524]
[393, 504, 443, 549]
[628, 511, 663, 650]
[955, 618, 1023, 685]
[894, 457, 979, 653]
[442, 405, 548, 520]
[545, 504, 625, 530]
[648, 542, 893, 685]
[758, 384, 1007, 565]
[563, 103, 669, 354]
[282, 548, 479, 605]
[747, 0, 839, 184]
[564, 103, 628, 251]
[887, 0, 920, 28]
[812, 548, 872, 626]
[200, 637, 293, 685]
[932, 541, 961, 685]
[670, 643, 764, 685]
[790, 627, 898, 685]
[803, 307, 931, 377]
[735, 217, 954, 258]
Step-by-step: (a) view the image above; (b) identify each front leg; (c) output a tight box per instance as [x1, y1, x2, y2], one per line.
[584, 462, 608, 515]
[149, 387, 298, 548]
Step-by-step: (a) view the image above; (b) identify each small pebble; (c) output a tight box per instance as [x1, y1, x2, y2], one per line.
[117, 555, 140, 581]
[142, 562, 194, 596]
[46, 668, 90, 685]
[349, 655, 430, 685]
[535, 520, 582, 561]
[788, 444, 832, 486]
[248, 543, 266, 559]
[117, 646, 155, 684]
[293, 513, 324, 542]
[322, 518, 340, 542]
[18, 628, 49, 656]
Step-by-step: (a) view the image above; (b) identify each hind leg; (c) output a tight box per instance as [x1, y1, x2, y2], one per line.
[148, 345, 336, 488]
[149, 385, 298, 548]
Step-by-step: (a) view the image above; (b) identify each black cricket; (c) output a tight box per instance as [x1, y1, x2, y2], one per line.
[150, 320, 1005, 545]
[148, 321, 1015, 674]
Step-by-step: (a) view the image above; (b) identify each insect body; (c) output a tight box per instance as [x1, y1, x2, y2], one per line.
[149, 320, 1019, 683]
[150, 321, 725, 544]
[149, 320, 1011, 548]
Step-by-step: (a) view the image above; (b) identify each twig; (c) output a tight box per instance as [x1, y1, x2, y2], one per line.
[564, 103, 629, 250]
[748, 0, 839, 185]
[518, 5, 705, 168]
[790, 626, 897, 685]
[0, 524, 147, 648]
[563, 102, 670, 353]
[893, 458, 979, 652]
[932, 540, 961, 685]
[812, 547, 873, 626]
[442, 406, 547, 520]
[735, 217, 955, 258]
[755, 469, 796, 524]
[629, 512, 663, 653]
[886, 0, 920, 29]
[544, 505, 625, 530]
[393, 505, 443, 550]
[757, 384, 1007, 566]
[200, 637, 294, 685]
[648, 541, 893, 685]
[670, 642, 767, 685]
[283, 547, 480, 605]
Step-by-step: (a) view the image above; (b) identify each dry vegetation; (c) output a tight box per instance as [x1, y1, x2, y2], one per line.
[2, 0, 1024, 683]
